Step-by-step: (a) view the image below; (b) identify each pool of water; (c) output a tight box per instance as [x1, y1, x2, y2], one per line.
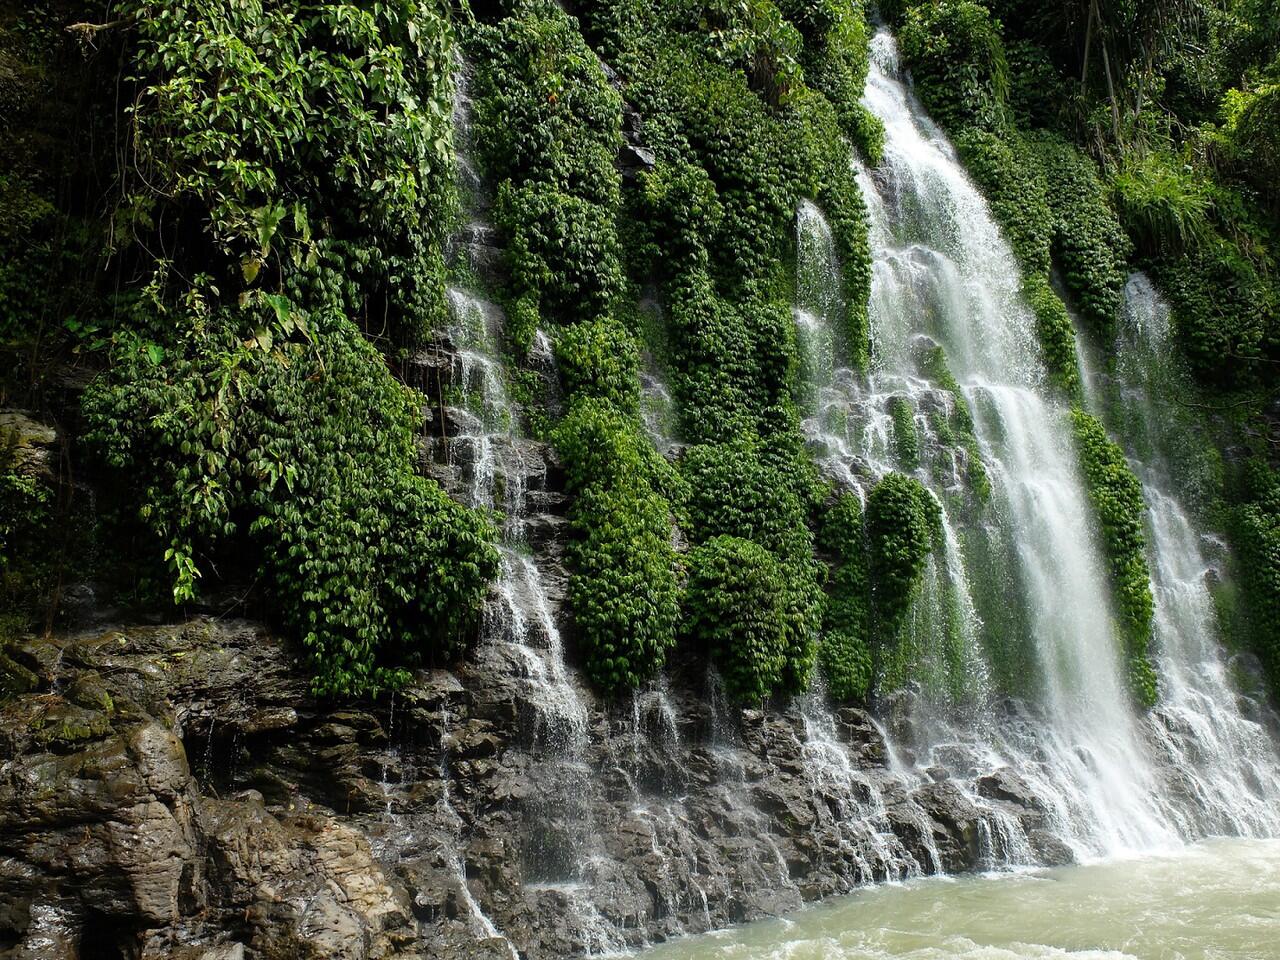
[635, 838, 1280, 959]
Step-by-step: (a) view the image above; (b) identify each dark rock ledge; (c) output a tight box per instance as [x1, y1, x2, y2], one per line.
[0, 620, 1060, 959]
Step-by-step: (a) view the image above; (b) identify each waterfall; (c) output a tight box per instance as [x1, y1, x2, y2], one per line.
[794, 28, 1202, 861]
[425, 35, 1280, 957]
[1099, 275, 1280, 838]
[430, 65, 629, 952]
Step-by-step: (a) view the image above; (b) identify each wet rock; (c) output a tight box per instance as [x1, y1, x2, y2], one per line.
[911, 780, 983, 873]
[1028, 829, 1076, 867]
[0, 614, 1051, 959]
[0, 410, 59, 480]
[204, 794, 413, 960]
[977, 766, 1046, 812]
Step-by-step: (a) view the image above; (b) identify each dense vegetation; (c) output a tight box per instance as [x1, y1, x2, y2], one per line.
[2, 0, 1278, 711]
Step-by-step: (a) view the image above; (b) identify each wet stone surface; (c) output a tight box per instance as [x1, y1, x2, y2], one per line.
[0, 615, 1062, 959]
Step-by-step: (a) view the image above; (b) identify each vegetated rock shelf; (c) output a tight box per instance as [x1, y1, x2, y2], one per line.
[3, 7, 1280, 960]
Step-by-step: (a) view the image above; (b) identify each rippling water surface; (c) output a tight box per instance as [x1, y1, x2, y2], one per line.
[636, 839, 1280, 960]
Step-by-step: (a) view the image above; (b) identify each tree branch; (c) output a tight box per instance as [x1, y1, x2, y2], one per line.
[64, 18, 131, 44]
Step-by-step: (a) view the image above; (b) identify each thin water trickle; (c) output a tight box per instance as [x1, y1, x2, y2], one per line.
[444, 61, 617, 951]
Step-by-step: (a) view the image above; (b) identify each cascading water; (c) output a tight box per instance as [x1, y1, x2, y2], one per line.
[1089, 274, 1280, 838]
[427, 65, 635, 955]
[793, 28, 1205, 861]
[421, 35, 1280, 960]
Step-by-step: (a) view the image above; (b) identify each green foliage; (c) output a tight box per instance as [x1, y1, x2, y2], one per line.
[955, 128, 1052, 277]
[684, 535, 789, 702]
[1112, 153, 1214, 256]
[470, 9, 624, 203]
[602, 0, 878, 702]
[53, 0, 508, 698]
[1022, 276, 1081, 395]
[779, 0, 884, 162]
[123, 0, 457, 345]
[497, 182, 625, 334]
[1229, 459, 1280, 699]
[554, 317, 642, 417]
[1152, 243, 1278, 387]
[470, 10, 626, 344]
[865, 472, 940, 634]
[84, 292, 499, 696]
[899, 0, 1009, 133]
[681, 438, 825, 692]
[816, 492, 872, 701]
[468, 5, 683, 697]
[554, 398, 682, 692]
[1033, 135, 1133, 342]
[1218, 79, 1280, 211]
[888, 396, 920, 469]
[1070, 409, 1158, 708]
[699, 0, 806, 107]
[682, 438, 813, 561]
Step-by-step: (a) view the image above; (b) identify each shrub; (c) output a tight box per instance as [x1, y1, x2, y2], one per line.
[955, 128, 1052, 277]
[1032, 135, 1132, 342]
[1112, 153, 1214, 258]
[554, 317, 642, 417]
[817, 492, 873, 701]
[684, 534, 789, 702]
[1153, 245, 1278, 388]
[496, 183, 625, 333]
[470, 5, 683, 696]
[123, 0, 458, 345]
[866, 472, 940, 632]
[888, 395, 920, 469]
[469, 9, 624, 206]
[556, 399, 682, 692]
[1230, 459, 1280, 700]
[1218, 79, 1280, 211]
[1022, 276, 1081, 395]
[84, 295, 499, 696]
[1070, 409, 1157, 708]
[682, 439, 811, 559]
[69, 0, 503, 697]
[899, 0, 1009, 133]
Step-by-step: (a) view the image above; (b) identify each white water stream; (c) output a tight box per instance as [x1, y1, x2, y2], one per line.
[793, 28, 1280, 866]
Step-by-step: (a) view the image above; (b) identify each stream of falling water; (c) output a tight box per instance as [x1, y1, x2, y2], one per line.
[790, 27, 1280, 864]
[1090, 274, 1280, 837]
[411, 65, 629, 956]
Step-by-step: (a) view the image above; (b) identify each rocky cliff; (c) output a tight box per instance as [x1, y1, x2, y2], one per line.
[0, 614, 1066, 960]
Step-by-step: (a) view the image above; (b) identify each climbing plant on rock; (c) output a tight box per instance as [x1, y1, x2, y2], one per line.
[74, 0, 502, 697]
[685, 535, 790, 703]
[1070, 409, 1158, 708]
[816, 491, 873, 701]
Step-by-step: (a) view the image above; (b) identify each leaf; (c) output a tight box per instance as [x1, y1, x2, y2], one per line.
[241, 256, 262, 283]
[145, 342, 165, 366]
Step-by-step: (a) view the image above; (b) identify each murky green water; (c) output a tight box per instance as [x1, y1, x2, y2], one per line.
[637, 839, 1280, 959]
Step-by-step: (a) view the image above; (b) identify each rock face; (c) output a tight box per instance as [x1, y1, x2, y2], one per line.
[0, 617, 1062, 959]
